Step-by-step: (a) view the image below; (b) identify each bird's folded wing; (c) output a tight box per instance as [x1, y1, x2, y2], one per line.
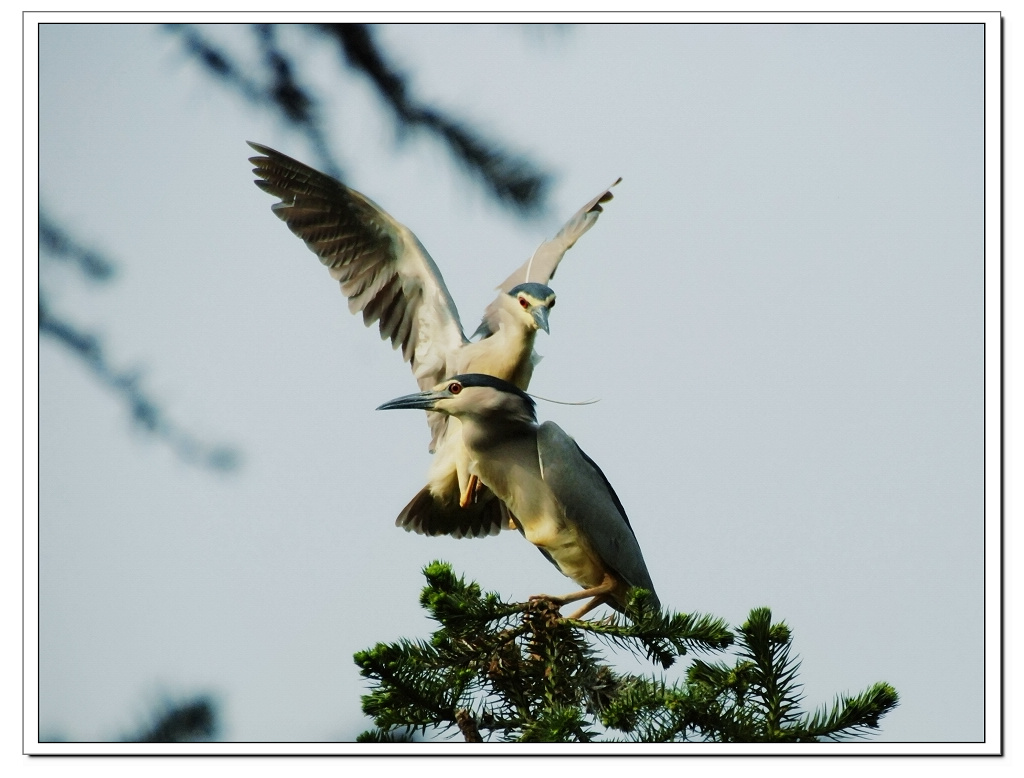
[496, 177, 621, 293]
[248, 142, 468, 395]
[536, 421, 658, 602]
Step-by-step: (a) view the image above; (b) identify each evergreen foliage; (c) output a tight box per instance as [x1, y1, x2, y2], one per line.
[355, 563, 899, 743]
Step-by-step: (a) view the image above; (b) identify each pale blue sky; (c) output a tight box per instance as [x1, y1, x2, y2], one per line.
[32, 19, 995, 749]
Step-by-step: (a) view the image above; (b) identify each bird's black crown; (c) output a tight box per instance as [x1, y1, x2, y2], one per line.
[448, 373, 537, 417]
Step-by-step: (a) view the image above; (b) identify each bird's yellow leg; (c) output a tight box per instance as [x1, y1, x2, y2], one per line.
[529, 575, 618, 614]
[566, 596, 612, 621]
[459, 474, 479, 508]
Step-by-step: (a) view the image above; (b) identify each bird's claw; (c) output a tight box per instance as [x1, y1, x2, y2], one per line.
[528, 593, 565, 606]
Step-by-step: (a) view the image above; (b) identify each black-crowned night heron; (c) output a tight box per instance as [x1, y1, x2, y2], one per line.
[249, 142, 618, 540]
[378, 374, 659, 620]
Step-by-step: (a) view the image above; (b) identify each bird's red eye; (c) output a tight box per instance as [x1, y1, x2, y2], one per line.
[519, 297, 529, 309]
[448, 382, 462, 394]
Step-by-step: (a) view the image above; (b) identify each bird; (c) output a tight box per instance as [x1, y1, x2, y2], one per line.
[248, 141, 619, 540]
[377, 373, 660, 620]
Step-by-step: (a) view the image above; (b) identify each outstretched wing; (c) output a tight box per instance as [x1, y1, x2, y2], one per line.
[536, 421, 659, 608]
[248, 142, 469, 395]
[496, 178, 621, 293]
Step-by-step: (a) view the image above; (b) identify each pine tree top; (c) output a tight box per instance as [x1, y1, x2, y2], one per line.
[354, 563, 898, 743]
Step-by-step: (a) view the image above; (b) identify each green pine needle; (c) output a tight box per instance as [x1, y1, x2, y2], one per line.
[354, 563, 898, 743]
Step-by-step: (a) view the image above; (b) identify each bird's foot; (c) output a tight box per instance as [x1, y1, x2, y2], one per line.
[528, 589, 614, 621]
[526, 595, 608, 622]
[528, 593, 566, 606]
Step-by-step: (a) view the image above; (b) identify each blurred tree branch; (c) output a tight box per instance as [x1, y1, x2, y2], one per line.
[39, 209, 241, 472]
[314, 23, 550, 211]
[42, 694, 220, 743]
[163, 22, 341, 179]
[163, 22, 551, 213]
[121, 695, 219, 743]
[39, 211, 117, 282]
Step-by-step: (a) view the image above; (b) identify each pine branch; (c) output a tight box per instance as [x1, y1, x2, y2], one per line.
[574, 589, 733, 669]
[455, 708, 483, 742]
[798, 683, 900, 741]
[520, 705, 598, 743]
[732, 607, 806, 739]
[355, 727, 416, 742]
[355, 565, 900, 743]
[355, 637, 475, 735]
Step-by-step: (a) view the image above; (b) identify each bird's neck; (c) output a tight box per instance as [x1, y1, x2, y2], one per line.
[494, 306, 538, 345]
[458, 419, 544, 524]
[466, 311, 538, 389]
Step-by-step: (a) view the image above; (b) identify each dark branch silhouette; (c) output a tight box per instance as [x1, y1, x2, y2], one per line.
[162, 22, 342, 179]
[163, 22, 551, 213]
[315, 23, 550, 213]
[39, 212, 241, 472]
[39, 211, 117, 282]
[121, 695, 219, 743]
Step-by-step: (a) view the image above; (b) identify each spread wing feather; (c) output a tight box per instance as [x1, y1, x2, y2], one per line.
[475, 178, 620, 339]
[496, 178, 621, 293]
[395, 485, 508, 539]
[249, 142, 469, 397]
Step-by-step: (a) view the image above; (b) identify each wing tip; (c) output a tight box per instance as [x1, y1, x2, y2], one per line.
[246, 141, 276, 163]
[591, 177, 623, 211]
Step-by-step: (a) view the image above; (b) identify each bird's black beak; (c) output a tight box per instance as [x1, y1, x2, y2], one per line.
[376, 390, 448, 412]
